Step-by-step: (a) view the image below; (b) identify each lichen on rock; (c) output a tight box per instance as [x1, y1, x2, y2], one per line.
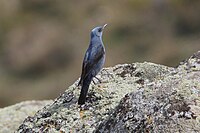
[10, 51, 200, 132]
[97, 51, 200, 133]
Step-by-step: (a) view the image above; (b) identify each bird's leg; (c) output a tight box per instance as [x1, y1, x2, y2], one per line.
[101, 69, 113, 78]
[92, 79, 96, 85]
[94, 76, 102, 83]
[91, 76, 101, 85]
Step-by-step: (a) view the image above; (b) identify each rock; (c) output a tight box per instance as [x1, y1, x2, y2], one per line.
[0, 100, 52, 133]
[97, 51, 200, 133]
[11, 51, 200, 132]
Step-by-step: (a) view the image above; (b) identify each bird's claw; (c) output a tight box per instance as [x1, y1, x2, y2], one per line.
[101, 69, 114, 78]
[92, 76, 102, 85]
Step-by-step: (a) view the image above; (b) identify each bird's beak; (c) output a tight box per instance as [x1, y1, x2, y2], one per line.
[103, 24, 107, 29]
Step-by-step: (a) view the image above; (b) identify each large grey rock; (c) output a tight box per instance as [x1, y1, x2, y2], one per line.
[96, 51, 200, 133]
[0, 100, 52, 133]
[10, 51, 200, 132]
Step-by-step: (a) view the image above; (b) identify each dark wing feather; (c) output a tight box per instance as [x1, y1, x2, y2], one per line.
[78, 45, 104, 86]
[78, 52, 88, 86]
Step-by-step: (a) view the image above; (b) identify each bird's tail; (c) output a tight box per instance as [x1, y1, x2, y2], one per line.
[78, 74, 93, 105]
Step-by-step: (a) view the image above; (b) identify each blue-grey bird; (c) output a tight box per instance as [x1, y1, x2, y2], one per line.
[78, 24, 107, 105]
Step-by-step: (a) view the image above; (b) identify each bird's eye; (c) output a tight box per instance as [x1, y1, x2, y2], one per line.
[98, 28, 102, 32]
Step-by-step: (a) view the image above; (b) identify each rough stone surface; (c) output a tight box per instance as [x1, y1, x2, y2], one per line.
[96, 51, 200, 133]
[6, 51, 200, 132]
[0, 100, 52, 133]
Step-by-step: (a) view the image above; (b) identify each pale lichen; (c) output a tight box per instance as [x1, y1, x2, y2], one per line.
[1, 51, 199, 133]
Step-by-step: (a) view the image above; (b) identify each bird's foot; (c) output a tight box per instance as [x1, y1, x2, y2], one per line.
[101, 69, 114, 78]
[92, 80, 96, 85]
[94, 76, 102, 83]
[92, 76, 102, 85]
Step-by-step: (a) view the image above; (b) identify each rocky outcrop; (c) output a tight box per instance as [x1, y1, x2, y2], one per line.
[96, 51, 200, 133]
[2, 51, 200, 133]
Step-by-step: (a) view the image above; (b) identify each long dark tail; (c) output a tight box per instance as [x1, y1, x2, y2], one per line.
[78, 74, 93, 105]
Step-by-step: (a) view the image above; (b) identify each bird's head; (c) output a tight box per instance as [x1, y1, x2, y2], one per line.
[91, 24, 107, 38]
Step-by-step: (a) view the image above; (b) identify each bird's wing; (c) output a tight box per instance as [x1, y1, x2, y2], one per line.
[79, 45, 104, 85]
[78, 52, 88, 86]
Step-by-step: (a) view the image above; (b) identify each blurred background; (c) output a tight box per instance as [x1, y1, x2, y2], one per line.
[0, 0, 200, 107]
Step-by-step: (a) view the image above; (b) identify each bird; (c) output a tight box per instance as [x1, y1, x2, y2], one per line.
[78, 24, 107, 105]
